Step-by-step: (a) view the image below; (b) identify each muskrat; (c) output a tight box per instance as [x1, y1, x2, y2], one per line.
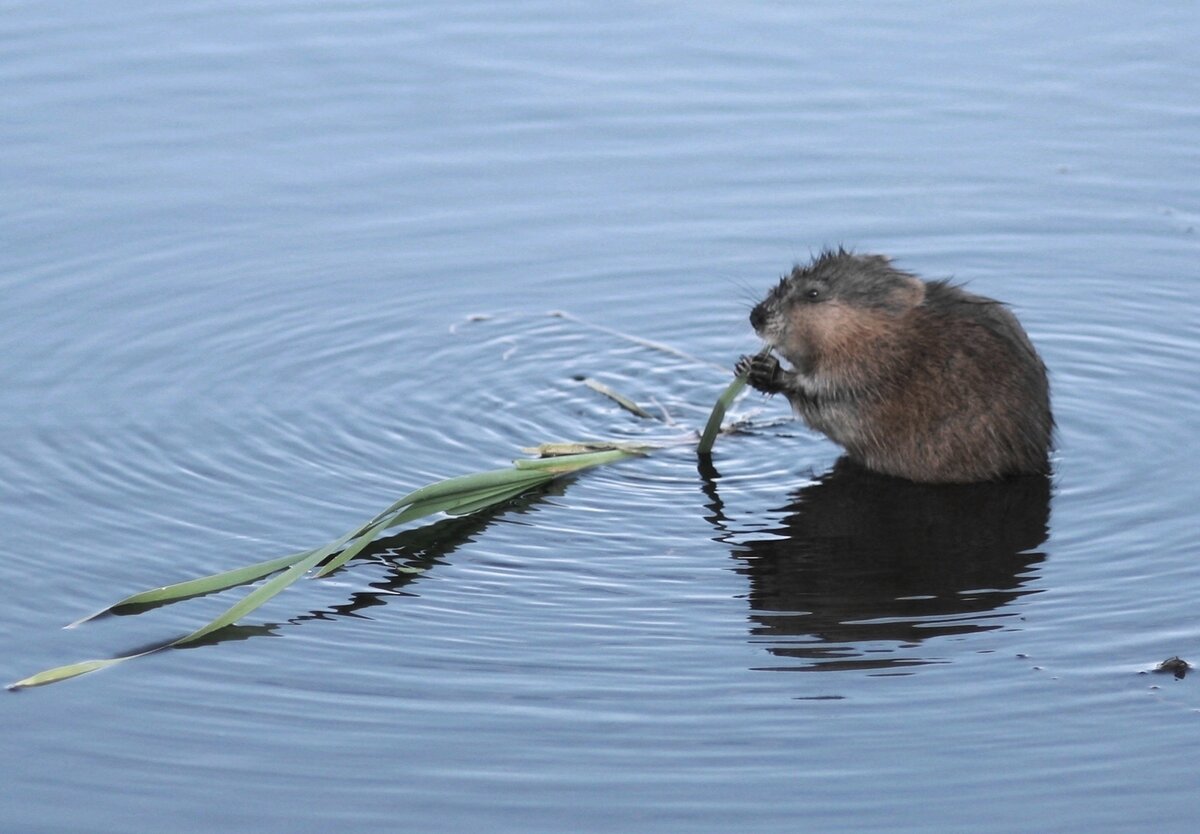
[737, 250, 1052, 483]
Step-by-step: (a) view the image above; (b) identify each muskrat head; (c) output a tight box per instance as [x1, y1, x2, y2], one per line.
[749, 250, 926, 373]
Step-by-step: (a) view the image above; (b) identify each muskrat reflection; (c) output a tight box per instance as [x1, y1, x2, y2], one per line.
[732, 459, 1050, 672]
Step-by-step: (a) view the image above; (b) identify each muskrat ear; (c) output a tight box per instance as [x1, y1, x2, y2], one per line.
[897, 275, 926, 307]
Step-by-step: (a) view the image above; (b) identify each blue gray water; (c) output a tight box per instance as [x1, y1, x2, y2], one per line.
[3, 2, 1198, 832]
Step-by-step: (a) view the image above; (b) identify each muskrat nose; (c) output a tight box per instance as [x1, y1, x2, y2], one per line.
[749, 303, 767, 332]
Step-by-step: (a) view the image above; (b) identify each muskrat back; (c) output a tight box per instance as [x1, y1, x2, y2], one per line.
[738, 250, 1052, 483]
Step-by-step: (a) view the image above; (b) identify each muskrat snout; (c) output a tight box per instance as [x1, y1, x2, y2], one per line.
[749, 302, 769, 333]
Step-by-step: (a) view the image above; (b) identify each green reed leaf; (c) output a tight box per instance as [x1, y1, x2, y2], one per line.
[313, 469, 560, 577]
[8, 657, 136, 689]
[443, 478, 553, 516]
[68, 550, 317, 627]
[176, 549, 329, 645]
[9, 549, 332, 689]
[392, 466, 555, 508]
[10, 445, 643, 688]
[697, 364, 752, 455]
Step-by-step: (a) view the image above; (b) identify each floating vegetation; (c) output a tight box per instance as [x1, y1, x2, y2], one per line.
[10, 363, 751, 689]
[580, 377, 655, 419]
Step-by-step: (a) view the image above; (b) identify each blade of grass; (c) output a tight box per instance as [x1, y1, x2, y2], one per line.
[444, 478, 553, 516]
[312, 465, 554, 578]
[312, 511, 428, 578]
[8, 657, 139, 689]
[69, 519, 378, 627]
[176, 548, 329, 645]
[9, 547, 332, 689]
[389, 466, 555, 508]
[382, 470, 553, 527]
[332, 466, 551, 538]
[68, 549, 317, 627]
[11, 446, 642, 688]
[697, 356, 759, 455]
[300, 451, 636, 580]
[69, 467, 560, 625]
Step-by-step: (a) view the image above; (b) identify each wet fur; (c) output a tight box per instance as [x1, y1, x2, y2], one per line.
[739, 250, 1053, 483]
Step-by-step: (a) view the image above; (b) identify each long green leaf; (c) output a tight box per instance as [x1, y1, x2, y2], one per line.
[311, 515, 413, 579]
[68, 550, 317, 627]
[64, 467, 557, 627]
[324, 467, 544, 542]
[316, 454, 631, 578]
[10, 445, 644, 688]
[392, 466, 554, 508]
[407, 476, 552, 518]
[314, 472, 556, 577]
[8, 657, 139, 689]
[8, 548, 334, 689]
[176, 548, 329, 645]
[444, 478, 553, 516]
[697, 362, 754, 455]
[323, 452, 635, 579]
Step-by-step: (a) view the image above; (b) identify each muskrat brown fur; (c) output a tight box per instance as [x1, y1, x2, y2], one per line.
[737, 250, 1053, 483]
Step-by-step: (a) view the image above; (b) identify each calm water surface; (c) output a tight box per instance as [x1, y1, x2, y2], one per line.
[3, 2, 1199, 832]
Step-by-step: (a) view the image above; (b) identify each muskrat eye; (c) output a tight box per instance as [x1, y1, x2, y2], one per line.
[804, 288, 821, 300]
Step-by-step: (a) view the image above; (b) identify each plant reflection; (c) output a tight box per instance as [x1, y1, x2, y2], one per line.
[703, 457, 1051, 673]
[176, 481, 568, 648]
[177, 457, 1049, 678]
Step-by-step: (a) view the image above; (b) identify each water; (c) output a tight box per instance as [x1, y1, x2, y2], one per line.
[3, 1, 1199, 831]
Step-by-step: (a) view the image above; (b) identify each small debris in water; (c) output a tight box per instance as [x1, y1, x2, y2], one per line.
[1154, 656, 1191, 679]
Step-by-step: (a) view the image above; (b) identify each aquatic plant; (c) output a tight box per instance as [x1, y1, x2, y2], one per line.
[9, 368, 750, 689]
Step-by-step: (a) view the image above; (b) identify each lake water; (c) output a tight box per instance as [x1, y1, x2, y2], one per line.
[3, 1, 1198, 831]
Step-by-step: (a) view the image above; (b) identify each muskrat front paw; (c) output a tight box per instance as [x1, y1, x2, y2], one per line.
[737, 353, 785, 394]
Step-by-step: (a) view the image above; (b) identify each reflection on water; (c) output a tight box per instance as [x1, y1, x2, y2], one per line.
[113, 459, 1050, 677]
[709, 458, 1050, 672]
[152, 482, 566, 650]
